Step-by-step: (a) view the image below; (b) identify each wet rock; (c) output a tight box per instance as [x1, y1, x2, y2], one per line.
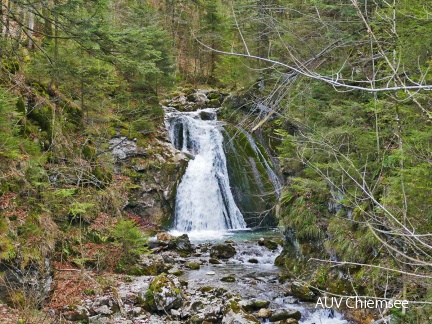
[168, 234, 194, 255]
[222, 301, 260, 324]
[185, 262, 200, 270]
[291, 282, 317, 301]
[257, 308, 272, 318]
[258, 237, 279, 250]
[199, 110, 217, 121]
[269, 309, 301, 322]
[209, 258, 221, 264]
[274, 319, 298, 324]
[145, 274, 183, 312]
[220, 276, 236, 282]
[239, 299, 270, 312]
[210, 243, 236, 259]
[207, 99, 221, 108]
[168, 267, 184, 276]
[248, 258, 259, 264]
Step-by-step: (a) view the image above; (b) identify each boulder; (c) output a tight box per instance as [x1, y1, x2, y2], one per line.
[239, 299, 270, 312]
[222, 301, 260, 324]
[185, 262, 200, 270]
[291, 282, 317, 301]
[63, 306, 89, 322]
[258, 237, 279, 250]
[136, 254, 169, 275]
[144, 274, 183, 312]
[209, 258, 221, 264]
[220, 276, 236, 283]
[269, 309, 301, 322]
[210, 244, 236, 259]
[257, 308, 272, 318]
[168, 234, 194, 255]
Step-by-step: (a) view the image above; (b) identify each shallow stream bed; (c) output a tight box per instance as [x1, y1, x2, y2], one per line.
[179, 230, 349, 324]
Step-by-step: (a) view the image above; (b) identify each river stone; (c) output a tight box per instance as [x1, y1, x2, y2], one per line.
[206, 271, 216, 275]
[291, 282, 317, 301]
[209, 258, 221, 264]
[168, 267, 184, 276]
[257, 308, 272, 318]
[248, 258, 259, 264]
[210, 243, 236, 259]
[168, 234, 194, 255]
[145, 274, 183, 312]
[220, 276, 236, 282]
[239, 299, 270, 312]
[258, 238, 278, 250]
[222, 302, 260, 324]
[269, 309, 301, 322]
[185, 262, 200, 270]
[199, 110, 217, 120]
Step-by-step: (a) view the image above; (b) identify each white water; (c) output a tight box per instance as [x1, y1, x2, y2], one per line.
[236, 126, 282, 196]
[165, 109, 247, 236]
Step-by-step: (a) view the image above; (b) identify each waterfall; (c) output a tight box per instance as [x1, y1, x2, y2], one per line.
[234, 126, 282, 196]
[165, 108, 247, 237]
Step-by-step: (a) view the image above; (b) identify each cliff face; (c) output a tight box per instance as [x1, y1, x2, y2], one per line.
[112, 125, 188, 229]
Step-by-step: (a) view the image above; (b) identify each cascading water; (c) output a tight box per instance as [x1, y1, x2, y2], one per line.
[165, 108, 247, 238]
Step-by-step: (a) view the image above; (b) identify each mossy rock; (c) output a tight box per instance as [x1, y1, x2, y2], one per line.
[223, 300, 260, 323]
[209, 243, 236, 259]
[220, 276, 236, 283]
[198, 286, 214, 293]
[258, 238, 279, 250]
[240, 299, 270, 312]
[144, 274, 183, 312]
[291, 282, 317, 302]
[207, 92, 222, 101]
[209, 258, 221, 264]
[269, 309, 301, 322]
[207, 99, 221, 108]
[185, 262, 200, 270]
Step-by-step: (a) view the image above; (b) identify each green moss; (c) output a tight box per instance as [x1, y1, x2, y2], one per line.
[185, 262, 200, 270]
[82, 145, 96, 160]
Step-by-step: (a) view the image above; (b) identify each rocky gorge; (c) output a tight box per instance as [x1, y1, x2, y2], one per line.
[44, 232, 349, 324]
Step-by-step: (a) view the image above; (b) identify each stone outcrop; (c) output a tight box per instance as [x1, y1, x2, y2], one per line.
[210, 243, 236, 259]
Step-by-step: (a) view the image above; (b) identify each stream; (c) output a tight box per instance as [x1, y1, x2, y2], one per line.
[178, 231, 349, 324]
[163, 107, 349, 323]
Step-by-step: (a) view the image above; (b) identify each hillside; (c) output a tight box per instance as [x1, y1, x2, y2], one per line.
[1, 1, 432, 323]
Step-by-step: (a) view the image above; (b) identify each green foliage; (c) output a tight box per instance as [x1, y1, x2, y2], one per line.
[110, 219, 148, 270]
